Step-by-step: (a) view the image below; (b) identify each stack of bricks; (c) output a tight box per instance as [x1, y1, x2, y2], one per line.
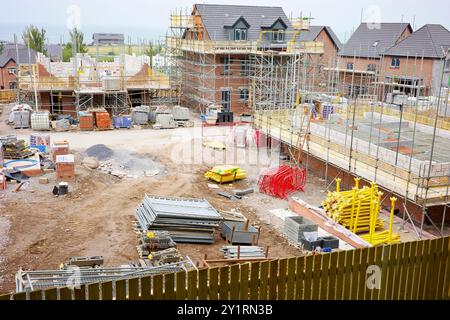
[79, 114, 94, 131]
[51, 141, 70, 162]
[56, 154, 75, 180]
[95, 112, 111, 130]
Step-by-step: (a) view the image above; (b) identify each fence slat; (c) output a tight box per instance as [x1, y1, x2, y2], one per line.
[303, 255, 314, 300]
[187, 270, 198, 300]
[73, 285, 86, 301]
[198, 269, 208, 300]
[404, 241, 417, 300]
[230, 264, 240, 300]
[140, 276, 152, 300]
[411, 240, 424, 300]
[319, 253, 330, 300]
[286, 257, 297, 300]
[357, 248, 369, 300]
[164, 273, 176, 300]
[371, 246, 383, 300]
[391, 243, 402, 300]
[115, 280, 127, 300]
[59, 288, 73, 300]
[398, 242, 411, 300]
[0, 294, 11, 301]
[259, 261, 269, 300]
[250, 262, 260, 300]
[278, 259, 287, 300]
[363, 247, 375, 300]
[311, 254, 323, 300]
[87, 283, 100, 301]
[425, 239, 439, 300]
[208, 268, 219, 300]
[100, 282, 113, 300]
[379, 245, 390, 300]
[128, 278, 140, 300]
[219, 266, 229, 300]
[328, 252, 338, 300]
[13, 292, 26, 300]
[268, 260, 279, 300]
[342, 250, 353, 300]
[437, 237, 450, 299]
[153, 274, 164, 300]
[44, 288, 58, 301]
[417, 240, 431, 300]
[335, 251, 346, 300]
[295, 256, 305, 300]
[239, 263, 249, 300]
[349, 249, 361, 300]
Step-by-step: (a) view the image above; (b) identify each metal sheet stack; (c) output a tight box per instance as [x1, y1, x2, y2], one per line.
[221, 246, 266, 259]
[135, 195, 222, 244]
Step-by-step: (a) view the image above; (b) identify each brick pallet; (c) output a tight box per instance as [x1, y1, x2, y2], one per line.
[51, 141, 70, 162]
[79, 115, 94, 131]
[56, 154, 75, 180]
[95, 112, 111, 130]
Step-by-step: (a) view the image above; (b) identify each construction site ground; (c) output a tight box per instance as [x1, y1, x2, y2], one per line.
[0, 104, 439, 294]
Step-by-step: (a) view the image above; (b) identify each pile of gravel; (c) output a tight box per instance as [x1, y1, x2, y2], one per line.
[85, 144, 114, 161]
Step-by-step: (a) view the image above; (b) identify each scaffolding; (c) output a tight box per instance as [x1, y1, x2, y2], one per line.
[253, 39, 450, 238]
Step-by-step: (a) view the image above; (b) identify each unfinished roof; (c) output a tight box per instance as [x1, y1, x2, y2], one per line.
[0, 47, 36, 67]
[340, 23, 412, 58]
[194, 4, 292, 41]
[384, 24, 450, 58]
[297, 26, 342, 50]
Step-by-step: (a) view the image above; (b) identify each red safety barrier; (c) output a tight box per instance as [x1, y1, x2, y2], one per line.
[259, 165, 307, 200]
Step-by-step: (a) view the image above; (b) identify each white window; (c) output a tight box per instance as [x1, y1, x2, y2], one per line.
[391, 58, 401, 68]
[8, 68, 16, 75]
[221, 56, 231, 74]
[347, 63, 354, 70]
[367, 64, 376, 72]
[234, 29, 247, 41]
[9, 82, 17, 89]
[445, 59, 450, 70]
[272, 30, 285, 42]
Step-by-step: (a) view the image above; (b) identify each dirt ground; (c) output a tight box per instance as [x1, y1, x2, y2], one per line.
[0, 105, 310, 293]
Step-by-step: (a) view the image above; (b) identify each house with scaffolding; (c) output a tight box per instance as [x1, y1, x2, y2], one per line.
[167, 4, 323, 115]
[17, 51, 172, 116]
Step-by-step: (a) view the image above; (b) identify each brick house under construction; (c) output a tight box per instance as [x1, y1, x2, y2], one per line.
[169, 4, 329, 115]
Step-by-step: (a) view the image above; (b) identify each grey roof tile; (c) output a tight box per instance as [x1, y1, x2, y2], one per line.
[194, 4, 292, 41]
[297, 26, 342, 50]
[0, 47, 36, 67]
[339, 23, 412, 58]
[384, 24, 450, 58]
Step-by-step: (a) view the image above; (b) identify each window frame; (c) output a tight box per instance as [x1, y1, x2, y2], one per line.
[346, 63, 354, 71]
[239, 88, 249, 101]
[221, 89, 231, 111]
[234, 28, 247, 41]
[221, 56, 231, 75]
[367, 64, 377, 72]
[9, 81, 17, 89]
[391, 57, 401, 68]
[8, 67, 17, 75]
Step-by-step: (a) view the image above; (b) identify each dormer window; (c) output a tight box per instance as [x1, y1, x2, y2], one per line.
[234, 28, 247, 41]
[224, 16, 250, 41]
[262, 17, 288, 43]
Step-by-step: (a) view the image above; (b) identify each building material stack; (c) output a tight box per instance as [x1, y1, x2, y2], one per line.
[56, 154, 75, 180]
[95, 112, 111, 130]
[51, 141, 70, 162]
[221, 246, 266, 259]
[205, 165, 247, 184]
[30, 112, 51, 131]
[138, 231, 176, 257]
[221, 221, 260, 245]
[78, 112, 94, 131]
[135, 195, 222, 244]
[322, 179, 384, 234]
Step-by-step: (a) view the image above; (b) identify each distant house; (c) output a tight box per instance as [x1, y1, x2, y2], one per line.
[336, 23, 413, 96]
[381, 24, 450, 97]
[92, 33, 125, 46]
[0, 46, 36, 90]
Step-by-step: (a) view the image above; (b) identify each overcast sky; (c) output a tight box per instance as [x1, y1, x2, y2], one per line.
[1, 0, 449, 43]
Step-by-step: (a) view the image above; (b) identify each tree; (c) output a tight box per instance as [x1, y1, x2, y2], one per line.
[22, 25, 47, 54]
[62, 28, 88, 62]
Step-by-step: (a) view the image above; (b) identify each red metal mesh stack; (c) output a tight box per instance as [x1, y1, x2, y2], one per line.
[259, 165, 307, 199]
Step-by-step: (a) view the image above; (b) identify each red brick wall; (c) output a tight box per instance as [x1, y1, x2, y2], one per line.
[0, 59, 18, 90]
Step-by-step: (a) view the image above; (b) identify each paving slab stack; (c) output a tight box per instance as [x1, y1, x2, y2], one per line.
[135, 195, 222, 244]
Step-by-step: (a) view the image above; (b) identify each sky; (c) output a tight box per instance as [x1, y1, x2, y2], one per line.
[0, 0, 449, 44]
